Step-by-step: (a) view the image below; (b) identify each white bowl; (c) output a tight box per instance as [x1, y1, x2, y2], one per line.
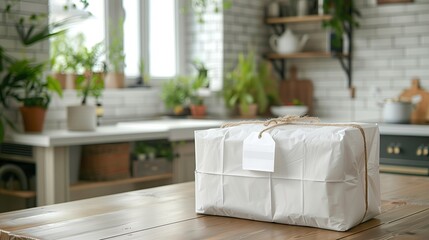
[270, 105, 308, 117]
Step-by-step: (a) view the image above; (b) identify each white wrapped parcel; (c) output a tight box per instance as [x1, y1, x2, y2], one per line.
[195, 122, 380, 231]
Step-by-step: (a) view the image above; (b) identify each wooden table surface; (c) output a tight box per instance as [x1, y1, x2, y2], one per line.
[0, 173, 428, 240]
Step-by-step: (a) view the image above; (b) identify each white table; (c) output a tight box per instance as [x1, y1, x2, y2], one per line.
[6, 119, 224, 206]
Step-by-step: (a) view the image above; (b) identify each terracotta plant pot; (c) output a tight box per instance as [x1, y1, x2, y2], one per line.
[52, 72, 77, 89]
[67, 105, 97, 131]
[190, 105, 206, 117]
[239, 104, 258, 118]
[20, 106, 46, 132]
[105, 72, 125, 88]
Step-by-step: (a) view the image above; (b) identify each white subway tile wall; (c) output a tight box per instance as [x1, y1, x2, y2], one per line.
[2, 0, 429, 129]
[45, 89, 162, 129]
[288, 0, 429, 120]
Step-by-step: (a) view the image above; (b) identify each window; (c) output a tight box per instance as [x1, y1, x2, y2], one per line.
[123, 0, 140, 77]
[50, 0, 182, 82]
[148, 0, 177, 78]
[50, 0, 105, 49]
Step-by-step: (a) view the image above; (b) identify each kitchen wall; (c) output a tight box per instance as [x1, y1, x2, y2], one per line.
[0, 0, 49, 62]
[2, 0, 428, 129]
[187, 0, 270, 116]
[189, 0, 429, 121]
[288, 0, 429, 121]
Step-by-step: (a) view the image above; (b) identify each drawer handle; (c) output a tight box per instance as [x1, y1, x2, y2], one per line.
[387, 146, 394, 154]
[417, 146, 423, 156]
[393, 146, 400, 155]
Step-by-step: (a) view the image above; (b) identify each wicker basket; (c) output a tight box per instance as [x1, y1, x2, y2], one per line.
[80, 143, 130, 181]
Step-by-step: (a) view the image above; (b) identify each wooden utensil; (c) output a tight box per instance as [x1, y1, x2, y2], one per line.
[399, 78, 429, 124]
[279, 66, 314, 115]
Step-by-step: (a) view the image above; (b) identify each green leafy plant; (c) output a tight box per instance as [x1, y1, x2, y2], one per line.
[0, 57, 62, 108]
[134, 140, 174, 161]
[190, 60, 209, 105]
[190, 0, 232, 24]
[0, 53, 62, 138]
[161, 76, 192, 114]
[0, 0, 90, 139]
[223, 51, 268, 115]
[50, 33, 82, 74]
[107, 18, 125, 73]
[322, 0, 361, 49]
[4, 0, 90, 47]
[138, 60, 150, 86]
[71, 37, 105, 105]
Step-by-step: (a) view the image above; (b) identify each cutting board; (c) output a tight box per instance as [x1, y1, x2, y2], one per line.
[399, 78, 429, 124]
[279, 66, 314, 115]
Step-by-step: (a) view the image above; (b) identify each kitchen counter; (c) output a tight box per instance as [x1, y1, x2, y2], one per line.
[3, 119, 224, 207]
[378, 122, 429, 137]
[7, 119, 225, 147]
[8, 118, 428, 147]
[0, 173, 428, 240]
[5, 118, 427, 206]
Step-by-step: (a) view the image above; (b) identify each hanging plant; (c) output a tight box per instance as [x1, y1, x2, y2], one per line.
[191, 0, 232, 24]
[322, 0, 361, 49]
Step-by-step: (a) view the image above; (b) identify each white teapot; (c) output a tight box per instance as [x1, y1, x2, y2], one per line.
[269, 28, 309, 54]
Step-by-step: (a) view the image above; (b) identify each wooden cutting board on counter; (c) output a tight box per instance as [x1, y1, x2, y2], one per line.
[279, 66, 314, 115]
[399, 78, 429, 124]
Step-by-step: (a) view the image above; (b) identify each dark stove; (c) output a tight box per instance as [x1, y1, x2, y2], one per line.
[379, 123, 429, 176]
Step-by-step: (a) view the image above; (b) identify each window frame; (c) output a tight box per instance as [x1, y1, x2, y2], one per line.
[50, 0, 185, 87]
[106, 0, 185, 87]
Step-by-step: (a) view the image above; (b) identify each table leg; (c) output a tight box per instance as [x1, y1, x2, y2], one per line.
[34, 146, 70, 206]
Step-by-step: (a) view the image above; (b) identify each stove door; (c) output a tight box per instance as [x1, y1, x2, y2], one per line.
[380, 135, 429, 175]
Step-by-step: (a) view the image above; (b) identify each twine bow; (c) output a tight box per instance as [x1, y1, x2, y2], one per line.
[221, 115, 320, 138]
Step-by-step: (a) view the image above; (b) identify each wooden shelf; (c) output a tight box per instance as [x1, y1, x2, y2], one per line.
[70, 173, 173, 192]
[266, 52, 347, 60]
[0, 188, 36, 199]
[266, 15, 332, 24]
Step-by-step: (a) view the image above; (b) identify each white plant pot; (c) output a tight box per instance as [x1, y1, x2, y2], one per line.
[67, 105, 97, 131]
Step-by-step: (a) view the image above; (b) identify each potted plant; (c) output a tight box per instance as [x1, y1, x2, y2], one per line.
[67, 41, 105, 131]
[161, 76, 192, 116]
[0, 1, 89, 136]
[50, 33, 84, 89]
[189, 60, 209, 118]
[105, 19, 126, 88]
[0, 0, 90, 142]
[322, 0, 360, 53]
[0, 52, 62, 132]
[223, 51, 268, 118]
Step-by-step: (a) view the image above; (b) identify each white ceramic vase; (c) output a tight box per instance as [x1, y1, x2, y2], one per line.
[67, 105, 97, 131]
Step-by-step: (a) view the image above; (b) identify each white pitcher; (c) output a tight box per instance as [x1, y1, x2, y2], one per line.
[269, 28, 309, 54]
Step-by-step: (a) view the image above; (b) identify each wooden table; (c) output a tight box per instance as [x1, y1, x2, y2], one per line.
[0, 173, 428, 240]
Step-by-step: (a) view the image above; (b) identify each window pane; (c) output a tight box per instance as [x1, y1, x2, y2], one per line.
[50, 0, 105, 71]
[123, 0, 140, 77]
[149, 0, 176, 77]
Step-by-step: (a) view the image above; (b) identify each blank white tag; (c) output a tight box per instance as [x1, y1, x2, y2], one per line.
[242, 132, 276, 172]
